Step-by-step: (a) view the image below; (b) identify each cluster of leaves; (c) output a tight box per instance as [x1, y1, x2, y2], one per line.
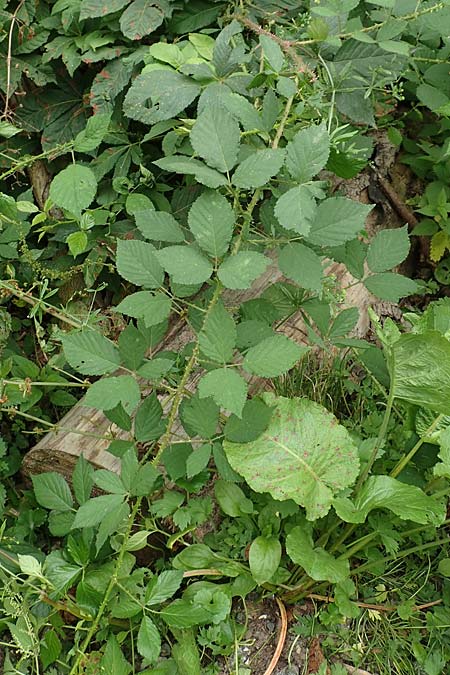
[1, 0, 450, 673]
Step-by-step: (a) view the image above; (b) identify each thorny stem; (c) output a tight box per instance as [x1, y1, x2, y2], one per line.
[272, 95, 294, 149]
[1, 281, 83, 328]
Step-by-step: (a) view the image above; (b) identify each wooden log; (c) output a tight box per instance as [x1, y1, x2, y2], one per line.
[21, 257, 370, 480]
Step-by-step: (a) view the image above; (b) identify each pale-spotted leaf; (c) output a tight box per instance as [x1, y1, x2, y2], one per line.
[285, 123, 330, 182]
[274, 185, 316, 235]
[223, 393, 360, 520]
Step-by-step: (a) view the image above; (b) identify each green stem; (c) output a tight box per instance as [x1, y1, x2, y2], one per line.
[390, 414, 444, 479]
[356, 387, 395, 491]
[353, 537, 450, 576]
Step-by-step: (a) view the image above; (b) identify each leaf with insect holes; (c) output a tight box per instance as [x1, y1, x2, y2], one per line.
[223, 393, 360, 520]
[62, 330, 120, 375]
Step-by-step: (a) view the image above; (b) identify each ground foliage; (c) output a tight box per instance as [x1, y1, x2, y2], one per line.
[1, 0, 450, 673]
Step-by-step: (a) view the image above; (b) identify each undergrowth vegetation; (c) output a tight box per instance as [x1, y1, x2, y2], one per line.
[1, 0, 450, 673]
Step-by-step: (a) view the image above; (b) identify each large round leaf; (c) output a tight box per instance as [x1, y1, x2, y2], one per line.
[223, 393, 359, 520]
[49, 164, 97, 218]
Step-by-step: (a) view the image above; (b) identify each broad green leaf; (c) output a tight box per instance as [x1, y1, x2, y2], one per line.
[190, 107, 240, 173]
[333, 476, 444, 525]
[249, 536, 281, 584]
[94, 470, 127, 495]
[160, 600, 208, 628]
[101, 635, 132, 675]
[391, 332, 450, 413]
[32, 473, 73, 511]
[67, 231, 87, 257]
[179, 393, 220, 439]
[123, 71, 200, 124]
[96, 502, 129, 552]
[44, 550, 82, 594]
[40, 630, 62, 669]
[118, 326, 146, 371]
[218, 251, 271, 289]
[137, 616, 161, 663]
[223, 393, 360, 520]
[84, 376, 140, 413]
[154, 156, 227, 188]
[198, 368, 247, 417]
[156, 245, 213, 284]
[116, 292, 172, 327]
[232, 149, 285, 188]
[145, 570, 184, 605]
[274, 185, 317, 235]
[199, 301, 236, 363]
[286, 526, 349, 583]
[131, 463, 160, 496]
[186, 444, 212, 478]
[49, 164, 97, 218]
[188, 191, 235, 258]
[306, 197, 373, 246]
[0, 121, 21, 138]
[72, 494, 125, 529]
[18, 554, 42, 578]
[138, 357, 174, 382]
[224, 399, 273, 442]
[364, 273, 418, 302]
[120, 0, 165, 40]
[243, 335, 308, 377]
[116, 239, 164, 288]
[62, 330, 120, 375]
[126, 193, 154, 216]
[134, 393, 166, 442]
[172, 630, 201, 675]
[136, 211, 184, 243]
[72, 455, 94, 505]
[366, 226, 410, 273]
[285, 123, 330, 182]
[80, 0, 129, 19]
[260, 35, 284, 71]
[278, 243, 323, 292]
[74, 112, 111, 152]
[214, 479, 254, 516]
[434, 428, 450, 478]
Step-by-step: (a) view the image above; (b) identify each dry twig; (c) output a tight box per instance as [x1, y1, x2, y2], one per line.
[263, 597, 288, 675]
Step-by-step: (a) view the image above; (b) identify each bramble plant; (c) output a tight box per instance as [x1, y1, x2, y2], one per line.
[1, 0, 450, 673]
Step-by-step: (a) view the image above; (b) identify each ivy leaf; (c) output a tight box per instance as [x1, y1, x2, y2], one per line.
[364, 272, 418, 302]
[249, 536, 281, 584]
[190, 106, 240, 173]
[188, 191, 235, 258]
[223, 393, 360, 520]
[136, 211, 184, 243]
[243, 335, 308, 377]
[120, 0, 165, 40]
[285, 123, 330, 182]
[116, 291, 172, 327]
[116, 240, 164, 289]
[137, 616, 161, 664]
[306, 197, 373, 246]
[156, 245, 213, 284]
[198, 368, 248, 417]
[49, 165, 97, 218]
[154, 156, 227, 188]
[72, 494, 125, 529]
[333, 476, 445, 525]
[62, 330, 120, 375]
[274, 185, 317, 235]
[218, 251, 271, 289]
[232, 149, 285, 188]
[123, 71, 200, 124]
[84, 376, 141, 413]
[278, 243, 323, 292]
[366, 226, 410, 272]
[32, 473, 73, 511]
[286, 526, 349, 583]
[199, 301, 236, 363]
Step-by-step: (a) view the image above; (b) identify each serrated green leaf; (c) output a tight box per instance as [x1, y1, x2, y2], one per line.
[278, 243, 323, 292]
[186, 444, 212, 478]
[154, 156, 227, 188]
[307, 197, 373, 246]
[116, 239, 164, 289]
[116, 291, 172, 327]
[62, 330, 120, 376]
[180, 393, 220, 439]
[232, 149, 285, 188]
[218, 251, 270, 289]
[333, 476, 444, 525]
[137, 615, 161, 663]
[49, 164, 97, 218]
[72, 455, 94, 505]
[198, 368, 247, 417]
[120, 0, 165, 40]
[134, 393, 166, 442]
[160, 599, 208, 628]
[156, 245, 213, 284]
[84, 376, 140, 413]
[101, 635, 132, 675]
[274, 185, 317, 235]
[80, 0, 129, 19]
[124, 71, 200, 124]
[224, 399, 273, 442]
[74, 112, 111, 152]
[136, 211, 185, 243]
[286, 526, 349, 582]
[188, 191, 235, 258]
[367, 226, 410, 272]
[67, 231, 88, 258]
[285, 123, 330, 182]
[260, 35, 284, 72]
[364, 273, 418, 302]
[243, 335, 308, 377]
[223, 393, 360, 520]
[32, 473, 73, 512]
[138, 357, 174, 382]
[72, 494, 125, 529]
[249, 536, 281, 584]
[145, 570, 184, 605]
[199, 301, 236, 363]
[191, 106, 240, 173]
[94, 470, 127, 495]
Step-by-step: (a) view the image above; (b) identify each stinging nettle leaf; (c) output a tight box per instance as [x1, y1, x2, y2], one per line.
[190, 106, 240, 173]
[62, 330, 120, 376]
[188, 191, 235, 258]
[285, 123, 330, 183]
[223, 393, 360, 520]
[232, 148, 285, 188]
[243, 334, 308, 377]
